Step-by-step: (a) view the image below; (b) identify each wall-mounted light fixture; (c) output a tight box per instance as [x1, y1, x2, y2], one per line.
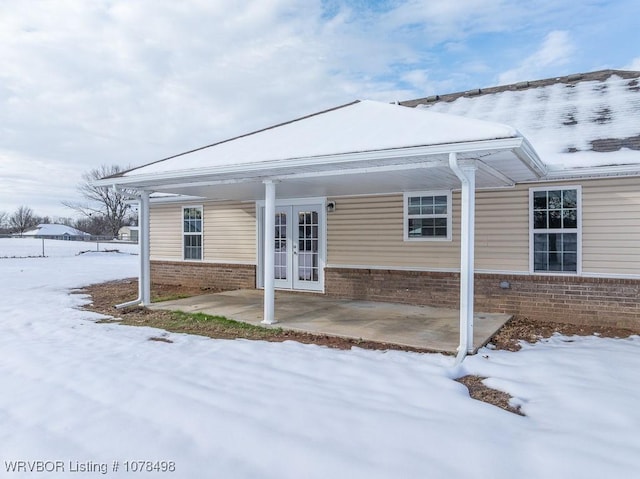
[326, 201, 336, 213]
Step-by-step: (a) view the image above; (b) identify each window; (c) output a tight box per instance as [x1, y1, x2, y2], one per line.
[183, 206, 203, 260]
[530, 187, 580, 273]
[404, 191, 452, 241]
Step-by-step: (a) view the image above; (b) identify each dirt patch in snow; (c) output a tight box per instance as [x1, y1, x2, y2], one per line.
[487, 316, 638, 352]
[456, 375, 524, 416]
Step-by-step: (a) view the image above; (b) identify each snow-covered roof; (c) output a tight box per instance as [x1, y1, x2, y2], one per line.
[100, 99, 547, 199]
[101, 72, 640, 199]
[23, 224, 90, 237]
[402, 70, 640, 171]
[118, 100, 520, 178]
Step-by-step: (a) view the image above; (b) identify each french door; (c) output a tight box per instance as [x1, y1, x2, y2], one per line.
[263, 203, 324, 291]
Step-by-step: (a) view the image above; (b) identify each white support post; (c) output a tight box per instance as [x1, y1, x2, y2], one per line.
[449, 153, 477, 361]
[461, 162, 476, 353]
[140, 190, 151, 306]
[262, 180, 277, 324]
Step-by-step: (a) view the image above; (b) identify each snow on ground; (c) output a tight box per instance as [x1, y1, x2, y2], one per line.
[0, 238, 638, 478]
[0, 237, 139, 258]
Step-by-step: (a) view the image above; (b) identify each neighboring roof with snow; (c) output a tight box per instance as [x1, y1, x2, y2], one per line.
[116, 100, 520, 178]
[23, 224, 90, 237]
[401, 70, 640, 171]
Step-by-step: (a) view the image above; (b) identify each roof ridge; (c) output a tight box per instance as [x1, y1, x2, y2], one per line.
[400, 69, 640, 107]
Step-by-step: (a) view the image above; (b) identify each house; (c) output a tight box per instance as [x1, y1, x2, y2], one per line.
[97, 70, 640, 355]
[21, 224, 90, 240]
[118, 225, 139, 242]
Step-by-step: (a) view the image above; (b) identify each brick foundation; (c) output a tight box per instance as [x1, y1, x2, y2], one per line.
[151, 261, 256, 291]
[325, 268, 640, 329]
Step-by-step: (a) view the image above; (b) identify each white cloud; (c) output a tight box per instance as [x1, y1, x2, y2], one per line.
[0, 1, 637, 217]
[0, 0, 411, 217]
[623, 57, 640, 71]
[383, 0, 518, 40]
[498, 30, 575, 85]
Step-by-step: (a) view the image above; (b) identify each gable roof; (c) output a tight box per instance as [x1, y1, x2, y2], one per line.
[117, 99, 521, 179]
[98, 99, 546, 199]
[401, 70, 640, 172]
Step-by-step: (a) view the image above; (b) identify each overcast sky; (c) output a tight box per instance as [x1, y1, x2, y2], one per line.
[1, 0, 639, 219]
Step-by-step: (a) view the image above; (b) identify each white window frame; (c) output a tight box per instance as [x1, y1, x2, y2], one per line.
[529, 185, 582, 275]
[403, 190, 452, 241]
[182, 205, 204, 261]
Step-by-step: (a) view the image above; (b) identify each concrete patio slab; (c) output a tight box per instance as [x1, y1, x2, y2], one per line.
[149, 289, 511, 353]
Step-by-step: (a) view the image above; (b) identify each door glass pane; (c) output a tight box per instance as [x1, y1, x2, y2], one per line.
[275, 212, 287, 280]
[297, 210, 319, 282]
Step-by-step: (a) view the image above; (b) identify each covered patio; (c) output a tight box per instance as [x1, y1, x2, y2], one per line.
[149, 289, 511, 353]
[98, 100, 545, 361]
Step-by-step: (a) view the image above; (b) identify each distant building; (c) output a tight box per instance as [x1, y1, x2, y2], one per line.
[118, 226, 139, 242]
[21, 224, 90, 240]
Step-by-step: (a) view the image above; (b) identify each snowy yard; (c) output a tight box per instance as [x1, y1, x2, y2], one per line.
[0, 238, 638, 479]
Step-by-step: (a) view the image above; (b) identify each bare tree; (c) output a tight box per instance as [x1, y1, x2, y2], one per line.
[0, 211, 8, 229]
[10, 205, 38, 235]
[64, 165, 134, 237]
[52, 216, 75, 227]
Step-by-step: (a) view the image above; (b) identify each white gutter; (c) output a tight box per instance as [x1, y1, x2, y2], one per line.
[448, 153, 477, 365]
[115, 190, 151, 309]
[543, 163, 640, 179]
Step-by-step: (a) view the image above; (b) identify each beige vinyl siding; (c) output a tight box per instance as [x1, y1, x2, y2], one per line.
[327, 194, 461, 269]
[150, 204, 183, 260]
[149, 175, 640, 276]
[327, 190, 530, 271]
[475, 187, 529, 271]
[149, 201, 256, 263]
[203, 202, 256, 263]
[328, 177, 640, 275]
[582, 177, 640, 275]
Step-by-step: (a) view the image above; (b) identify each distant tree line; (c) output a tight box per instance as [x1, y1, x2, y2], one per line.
[0, 205, 65, 235]
[1, 165, 137, 237]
